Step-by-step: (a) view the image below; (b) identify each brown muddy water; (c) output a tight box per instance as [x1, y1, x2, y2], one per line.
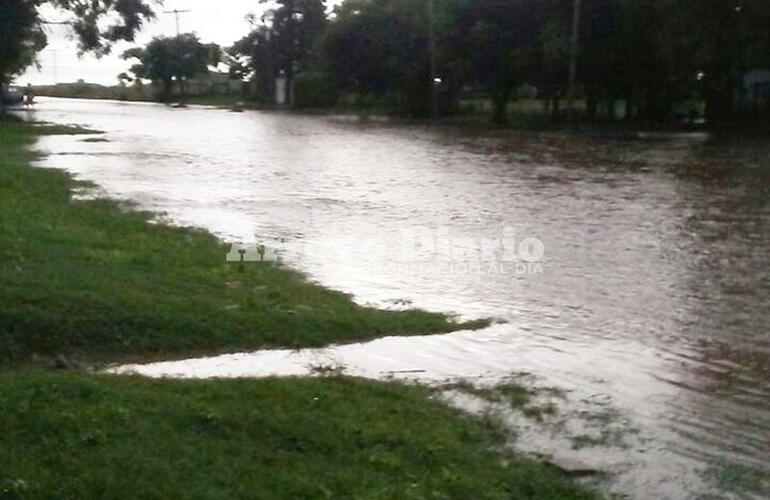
[23, 98, 770, 499]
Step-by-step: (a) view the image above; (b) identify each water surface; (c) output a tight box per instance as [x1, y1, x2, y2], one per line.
[26, 98, 770, 498]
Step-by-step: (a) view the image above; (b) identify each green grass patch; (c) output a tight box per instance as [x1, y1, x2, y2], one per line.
[0, 371, 599, 500]
[0, 119, 486, 365]
[443, 378, 566, 423]
[29, 123, 103, 135]
[444, 379, 533, 408]
[705, 459, 770, 496]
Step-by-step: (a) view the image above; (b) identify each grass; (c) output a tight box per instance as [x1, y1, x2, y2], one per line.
[28, 123, 102, 135]
[453, 380, 534, 408]
[442, 378, 567, 424]
[0, 117, 598, 499]
[705, 459, 770, 496]
[0, 118, 486, 365]
[0, 371, 599, 500]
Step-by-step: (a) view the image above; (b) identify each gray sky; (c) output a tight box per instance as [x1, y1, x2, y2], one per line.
[17, 0, 342, 86]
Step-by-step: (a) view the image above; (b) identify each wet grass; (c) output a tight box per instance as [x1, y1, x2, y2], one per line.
[567, 406, 640, 450]
[0, 370, 600, 500]
[0, 119, 487, 365]
[29, 122, 103, 135]
[569, 430, 631, 450]
[705, 460, 770, 496]
[442, 378, 565, 422]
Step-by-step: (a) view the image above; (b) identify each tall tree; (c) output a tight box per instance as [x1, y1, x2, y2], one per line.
[232, 0, 327, 105]
[322, 0, 433, 116]
[446, 0, 543, 124]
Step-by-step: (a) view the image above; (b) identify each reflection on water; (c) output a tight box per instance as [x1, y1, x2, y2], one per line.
[26, 98, 770, 499]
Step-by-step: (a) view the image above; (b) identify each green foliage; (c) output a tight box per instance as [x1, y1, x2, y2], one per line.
[230, 0, 327, 104]
[0, 371, 600, 499]
[443, 0, 544, 123]
[122, 35, 222, 100]
[315, 0, 770, 124]
[293, 70, 338, 107]
[0, 1, 45, 88]
[0, 120, 485, 365]
[322, 0, 433, 116]
[0, 0, 154, 89]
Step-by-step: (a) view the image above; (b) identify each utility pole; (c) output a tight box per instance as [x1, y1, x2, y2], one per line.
[163, 8, 191, 103]
[40, 21, 68, 85]
[164, 9, 191, 37]
[567, 0, 583, 116]
[51, 49, 59, 84]
[427, 0, 438, 119]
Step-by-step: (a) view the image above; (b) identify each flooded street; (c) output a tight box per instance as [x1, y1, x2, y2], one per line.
[27, 98, 770, 498]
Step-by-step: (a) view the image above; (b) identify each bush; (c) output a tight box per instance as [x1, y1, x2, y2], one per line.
[292, 71, 338, 108]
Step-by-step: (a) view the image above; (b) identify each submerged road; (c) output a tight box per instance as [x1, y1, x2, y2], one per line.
[27, 97, 770, 498]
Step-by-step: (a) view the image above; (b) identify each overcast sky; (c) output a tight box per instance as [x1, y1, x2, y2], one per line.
[17, 0, 342, 86]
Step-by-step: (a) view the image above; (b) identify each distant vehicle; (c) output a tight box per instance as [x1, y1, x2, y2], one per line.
[2, 87, 25, 107]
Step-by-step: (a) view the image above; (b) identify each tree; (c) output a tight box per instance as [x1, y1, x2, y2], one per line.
[642, 0, 770, 124]
[229, 26, 277, 103]
[0, 1, 46, 91]
[0, 0, 154, 103]
[322, 0, 434, 116]
[230, 0, 327, 105]
[446, 0, 543, 124]
[269, 0, 327, 105]
[123, 35, 222, 102]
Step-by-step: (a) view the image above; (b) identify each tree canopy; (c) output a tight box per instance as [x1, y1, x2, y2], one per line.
[229, 0, 327, 104]
[123, 35, 222, 100]
[0, 0, 155, 88]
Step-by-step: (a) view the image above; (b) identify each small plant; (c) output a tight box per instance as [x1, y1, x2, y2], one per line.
[308, 363, 346, 377]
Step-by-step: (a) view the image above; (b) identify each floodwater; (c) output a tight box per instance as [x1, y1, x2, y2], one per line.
[24, 98, 770, 498]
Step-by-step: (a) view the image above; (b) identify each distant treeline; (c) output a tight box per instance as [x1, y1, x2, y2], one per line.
[224, 0, 770, 126]
[32, 76, 243, 103]
[29, 0, 770, 128]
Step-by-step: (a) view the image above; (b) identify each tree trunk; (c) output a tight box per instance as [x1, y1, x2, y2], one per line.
[162, 79, 172, 102]
[585, 93, 598, 121]
[0, 82, 6, 115]
[705, 82, 734, 126]
[491, 86, 511, 125]
[606, 98, 617, 121]
[552, 94, 562, 121]
[624, 95, 637, 122]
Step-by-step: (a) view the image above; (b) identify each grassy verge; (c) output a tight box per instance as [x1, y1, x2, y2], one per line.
[0, 118, 598, 499]
[0, 118, 485, 365]
[0, 370, 599, 500]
